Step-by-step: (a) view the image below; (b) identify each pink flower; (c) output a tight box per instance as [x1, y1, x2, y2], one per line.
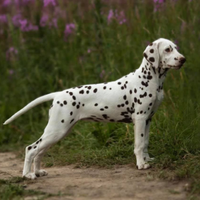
[64, 23, 76, 40]
[107, 9, 127, 25]
[18, 19, 38, 31]
[40, 14, 49, 27]
[3, 0, 12, 6]
[107, 10, 114, 24]
[43, 0, 56, 7]
[12, 14, 22, 27]
[6, 47, 18, 61]
[40, 14, 57, 28]
[0, 15, 7, 24]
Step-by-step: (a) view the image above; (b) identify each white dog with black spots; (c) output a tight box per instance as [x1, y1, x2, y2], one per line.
[4, 38, 186, 179]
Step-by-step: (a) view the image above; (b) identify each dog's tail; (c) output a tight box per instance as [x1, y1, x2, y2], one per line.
[3, 92, 58, 125]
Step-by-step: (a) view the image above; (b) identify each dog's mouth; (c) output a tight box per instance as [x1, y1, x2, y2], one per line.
[168, 64, 184, 70]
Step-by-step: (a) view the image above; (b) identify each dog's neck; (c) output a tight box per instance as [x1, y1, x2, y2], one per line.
[139, 58, 169, 91]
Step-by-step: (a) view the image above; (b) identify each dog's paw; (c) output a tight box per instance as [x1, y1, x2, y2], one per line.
[137, 163, 151, 170]
[35, 169, 48, 177]
[23, 173, 37, 179]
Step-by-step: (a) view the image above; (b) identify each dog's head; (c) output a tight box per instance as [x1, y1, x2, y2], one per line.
[143, 38, 186, 70]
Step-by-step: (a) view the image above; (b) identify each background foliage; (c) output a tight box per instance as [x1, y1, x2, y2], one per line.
[1, 0, 200, 195]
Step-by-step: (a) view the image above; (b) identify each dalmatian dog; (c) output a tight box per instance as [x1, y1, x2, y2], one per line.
[3, 38, 186, 179]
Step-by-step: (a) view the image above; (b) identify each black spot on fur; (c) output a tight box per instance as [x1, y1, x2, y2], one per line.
[138, 99, 142, 105]
[149, 57, 155, 62]
[34, 146, 37, 149]
[102, 114, 108, 119]
[141, 133, 144, 137]
[57, 101, 60, 104]
[150, 49, 154, 53]
[144, 53, 148, 59]
[141, 81, 148, 87]
[69, 92, 73, 96]
[63, 101, 67, 105]
[79, 90, 84, 94]
[118, 82, 121, 85]
[123, 95, 127, 100]
[134, 97, 137, 103]
[130, 90, 132, 94]
[70, 112, 73, 115]
[94, 103, 98, 106]
[134, 89, 137, 93]
[61, 119, 64, 123]
[28, 146, 32, 150]
[70, 119, 74, 124]
[140, 92, 147, 98]
[103, 86, 106, 89]
[93, 88, 98, 93]
[147, 75, 153, 80]
[72, 102, 76, 106]
[76, 105, 80, 109]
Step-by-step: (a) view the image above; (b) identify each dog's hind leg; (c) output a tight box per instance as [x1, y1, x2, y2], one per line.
[23, 117, 77, 179]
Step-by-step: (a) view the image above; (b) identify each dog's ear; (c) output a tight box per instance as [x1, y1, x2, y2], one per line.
[143, 42, 160, 68]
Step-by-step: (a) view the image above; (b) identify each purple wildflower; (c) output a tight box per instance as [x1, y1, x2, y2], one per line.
[3, 0, 12, 6]
[87, 49, 91, 53]
[153, 0, 165, 12]
[116, 11, 127, 25]
[18, 19, 38, 31]
[19, 19, 28, 31]
[0, 15, 7, 24]
[40, 14, 58, 28]
[43, 0, 56, 7]
[64, 23, 76, 40]
[9, 69, 14, 75]
[40, 14, 49, 27]
[107, 10, 114, 24]
[107, 9, 127, 25]
[12, 14, 22, 27]
[6, 47, 18, 61]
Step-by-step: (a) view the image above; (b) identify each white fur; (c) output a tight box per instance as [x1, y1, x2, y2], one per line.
[3, 38, 186, 179]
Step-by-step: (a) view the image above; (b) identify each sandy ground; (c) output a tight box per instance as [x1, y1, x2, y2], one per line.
[0, 152, 190, 200]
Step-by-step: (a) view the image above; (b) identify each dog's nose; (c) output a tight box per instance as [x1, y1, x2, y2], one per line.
[179, 57, 186, 64]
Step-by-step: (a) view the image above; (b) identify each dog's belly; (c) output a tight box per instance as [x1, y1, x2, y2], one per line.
[80, 106, 133, 123]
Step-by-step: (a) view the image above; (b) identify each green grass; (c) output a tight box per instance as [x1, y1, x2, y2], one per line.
[1, 0, 200, 197]
[0, 177, 51, 200]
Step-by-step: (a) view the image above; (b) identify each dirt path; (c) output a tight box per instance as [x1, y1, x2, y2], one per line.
[0, 152, 189, 200]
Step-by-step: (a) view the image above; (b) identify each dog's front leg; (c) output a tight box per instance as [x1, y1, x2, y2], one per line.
[144, 119, 154, 162]
[134, 119, 151, 169]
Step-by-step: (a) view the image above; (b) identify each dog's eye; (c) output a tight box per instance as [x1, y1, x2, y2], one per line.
[165, 48, 171, 53]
